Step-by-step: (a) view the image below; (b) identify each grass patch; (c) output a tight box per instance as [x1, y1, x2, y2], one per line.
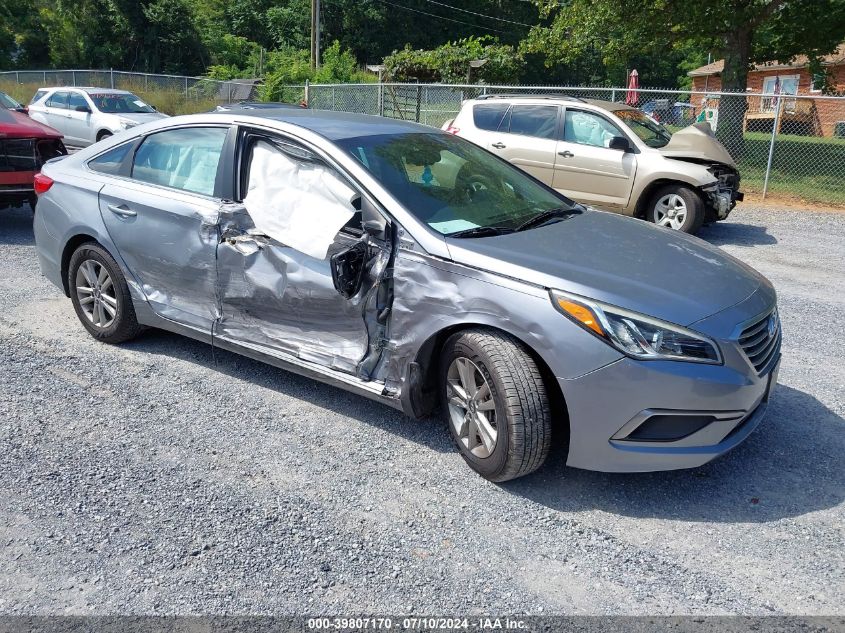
[0, 79, 217, 116]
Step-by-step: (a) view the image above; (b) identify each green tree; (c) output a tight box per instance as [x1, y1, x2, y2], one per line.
[523, 0, 845, 154]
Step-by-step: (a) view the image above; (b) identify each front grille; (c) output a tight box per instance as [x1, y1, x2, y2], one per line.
[738, 307, 781, 373]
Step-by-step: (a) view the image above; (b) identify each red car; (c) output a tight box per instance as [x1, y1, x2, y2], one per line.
[0, 107, 67, 211]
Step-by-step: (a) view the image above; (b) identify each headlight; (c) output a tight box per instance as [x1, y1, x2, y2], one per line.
[118, 118, 138, 130]
[550, 290, 722, 364]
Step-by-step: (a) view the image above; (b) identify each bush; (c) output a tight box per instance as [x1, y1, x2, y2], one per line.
[383, 37, 525, 84]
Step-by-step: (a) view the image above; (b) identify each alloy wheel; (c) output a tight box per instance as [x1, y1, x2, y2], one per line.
[653, 193, 688, 230]
[75, 259, 117, 328]
[446, 357, 498, 458]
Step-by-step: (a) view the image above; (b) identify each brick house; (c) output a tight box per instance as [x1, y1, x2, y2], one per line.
[687, 44, 845, 137]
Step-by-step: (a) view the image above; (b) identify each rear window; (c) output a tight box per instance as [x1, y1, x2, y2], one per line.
[88, 142, 134, 176]
[508, 105, 559, 139]
[30, 89, 48, 105]
[472, 103, 510, 131]
[46, 92, 68, 109]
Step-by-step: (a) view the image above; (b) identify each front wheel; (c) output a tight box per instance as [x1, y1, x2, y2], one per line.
[440, 328, 551, 482]
[647, 184, 705, 233]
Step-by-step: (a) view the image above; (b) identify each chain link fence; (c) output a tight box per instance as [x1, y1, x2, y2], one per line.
[0, 69, 261, 115]
[306, 82, 845, 207]
[0, 71, 842, 205]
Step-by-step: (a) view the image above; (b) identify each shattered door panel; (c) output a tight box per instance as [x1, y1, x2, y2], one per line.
[215, 204, 390, 375]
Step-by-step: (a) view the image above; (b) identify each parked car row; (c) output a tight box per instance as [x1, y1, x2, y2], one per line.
[31, 108, 778, 482]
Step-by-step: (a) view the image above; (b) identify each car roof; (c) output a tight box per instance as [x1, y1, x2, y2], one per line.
[469, 94, 639, 113]
[221, 109, 434, 140]
[40, 87, 134, 95]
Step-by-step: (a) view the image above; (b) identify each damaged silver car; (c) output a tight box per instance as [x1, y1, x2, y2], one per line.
[34, 110, 780, 481]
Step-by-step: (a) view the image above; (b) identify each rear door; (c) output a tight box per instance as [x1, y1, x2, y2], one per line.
[97, 125, 231, 331]
[552, 107, 637, 210]
[65, 92, 94, 146]
[43, 91, 71, 135]
[485, 104, 561, 186]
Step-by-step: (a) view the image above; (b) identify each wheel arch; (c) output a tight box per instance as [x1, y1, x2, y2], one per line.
[406, 322, 570, 447]
[633, 178, 707, 219]
[60, 233, 103, 296]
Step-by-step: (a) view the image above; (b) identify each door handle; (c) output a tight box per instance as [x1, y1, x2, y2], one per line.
[558, 150, 575, 158]
[491, 142, 507, 149]
[107, 203, 137, 218]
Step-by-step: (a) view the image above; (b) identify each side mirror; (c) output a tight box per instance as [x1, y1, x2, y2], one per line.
[608, 136, 632, 152]
[75, 105, 91, 113]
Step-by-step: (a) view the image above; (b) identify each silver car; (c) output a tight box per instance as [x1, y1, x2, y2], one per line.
[33, 111, 781, 481]
[28, 87, 168, 147]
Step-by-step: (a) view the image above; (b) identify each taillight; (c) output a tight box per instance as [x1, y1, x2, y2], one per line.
[445, 125, 460, 135]
[33, 173, 54, 195]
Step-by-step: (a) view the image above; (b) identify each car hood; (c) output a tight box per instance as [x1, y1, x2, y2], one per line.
[659, 122, 735, 167]
[0, 108, 63, 139]
[117, 112, 169, 124]
[445, 210, 767, 326]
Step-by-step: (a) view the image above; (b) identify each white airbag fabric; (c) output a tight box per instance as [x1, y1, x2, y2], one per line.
[243, 141, 356, 260]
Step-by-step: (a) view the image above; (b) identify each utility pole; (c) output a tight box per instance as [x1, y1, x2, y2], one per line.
[310, 0, 321, 70]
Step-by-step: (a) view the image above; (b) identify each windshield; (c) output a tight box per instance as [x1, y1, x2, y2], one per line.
[0, 92, 22, 109]
[616, 110, 672, 148]
[336, 132, 576, 236]
[88, 92, 155, 114]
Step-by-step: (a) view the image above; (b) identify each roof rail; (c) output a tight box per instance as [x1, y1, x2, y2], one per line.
[475, 93, 586, 103]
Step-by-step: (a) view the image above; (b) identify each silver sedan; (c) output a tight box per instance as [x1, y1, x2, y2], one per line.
[32, 110, 781, 481]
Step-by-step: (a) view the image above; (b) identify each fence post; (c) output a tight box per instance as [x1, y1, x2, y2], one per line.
[185, 77, 189, 98]
[761, 94, 782, 201]
[378, 83, 384, 117]
[305, 79, 310, 106]
[43, 70, 47, 83]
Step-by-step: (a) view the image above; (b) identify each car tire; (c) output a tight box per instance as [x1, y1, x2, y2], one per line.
[96, 130, 113, 142]
[68, 243, 142, 344]
[440, 328, 551, 482]
[647, 184, 705, 233]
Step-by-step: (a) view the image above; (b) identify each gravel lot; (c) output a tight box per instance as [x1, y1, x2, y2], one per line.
[0, 203, 843, 616]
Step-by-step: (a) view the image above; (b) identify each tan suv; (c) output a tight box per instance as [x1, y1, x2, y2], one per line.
[444, 95, 743, 233]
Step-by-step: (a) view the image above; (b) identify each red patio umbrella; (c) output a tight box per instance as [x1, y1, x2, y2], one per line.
[625, 69, 639, 106]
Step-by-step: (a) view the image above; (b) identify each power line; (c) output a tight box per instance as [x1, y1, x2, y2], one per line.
[416, 0, 536, 27]
[369, 0, 512, 35]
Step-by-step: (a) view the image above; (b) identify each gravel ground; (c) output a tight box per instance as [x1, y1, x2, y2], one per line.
[0, 203, 843, 616]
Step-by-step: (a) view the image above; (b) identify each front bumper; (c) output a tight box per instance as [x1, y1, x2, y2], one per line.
[560, 353, 778, 472]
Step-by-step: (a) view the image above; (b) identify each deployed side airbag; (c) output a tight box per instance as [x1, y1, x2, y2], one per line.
[243, 140, 356, 260]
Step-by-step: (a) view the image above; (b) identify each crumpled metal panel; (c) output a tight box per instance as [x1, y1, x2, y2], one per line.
[380, 243, 624, 396]
[98, 183, 221, 331]
[215, 203, 391, 375]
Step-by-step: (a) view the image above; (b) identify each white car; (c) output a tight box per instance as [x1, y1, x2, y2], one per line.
[28, 87, 168, 147]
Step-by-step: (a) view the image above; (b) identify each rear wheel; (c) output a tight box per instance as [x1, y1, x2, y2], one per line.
[440, 328, 551, 482]
[96, 130, 113, 142]
[68, 243, 142, 344]
[648, 184, 705, 233]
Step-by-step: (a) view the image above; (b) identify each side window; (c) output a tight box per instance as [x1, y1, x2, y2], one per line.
[564, 109, 624, 148]
[507, 105, 559, 139]
[131, 127, 227, 196]
[46, 92, 69, 109]
[30, 89, 48, 105]
[67, 93, 89, 112]
[472, 103, 510, 132]
[88, 142, 134, 176]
